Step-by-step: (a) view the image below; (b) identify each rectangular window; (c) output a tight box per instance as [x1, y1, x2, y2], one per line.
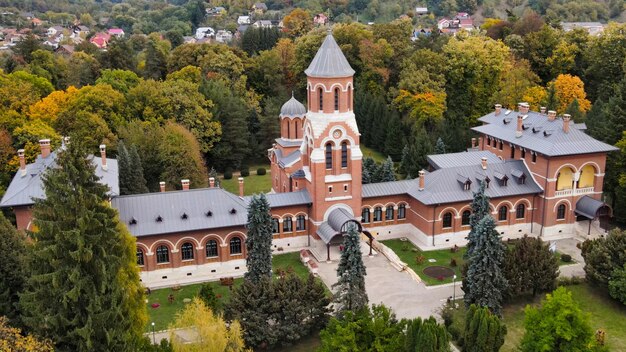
[283, 217, 292, 232]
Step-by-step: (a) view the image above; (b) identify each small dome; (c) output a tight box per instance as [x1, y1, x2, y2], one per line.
[280, 95, 306, 118]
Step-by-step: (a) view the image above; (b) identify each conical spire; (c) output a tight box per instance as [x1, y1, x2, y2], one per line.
[304, 31, 355, 78]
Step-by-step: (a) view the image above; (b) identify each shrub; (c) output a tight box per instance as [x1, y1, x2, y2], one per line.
[561, 254, 572, 263]
[223, 170, 233, 179]
[240, 168, 250, 177]
[416, 255, 426, 265]
[257, 168, 266, 175]
[450, 258, 458, 267]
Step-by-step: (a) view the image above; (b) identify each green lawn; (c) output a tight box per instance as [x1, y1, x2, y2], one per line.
[220, 172, 272, 195]
[381, 239, 466, 286]
[361, 145, 387, 163]
[146, 252, 314, 332]
[501, 283, 626, 351]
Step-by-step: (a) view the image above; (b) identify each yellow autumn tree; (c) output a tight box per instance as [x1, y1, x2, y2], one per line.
[28, 86, 78, 123]
[169, 298, 250, 352]
[551, 74, 591, 114]
[0, 316, 53, 352]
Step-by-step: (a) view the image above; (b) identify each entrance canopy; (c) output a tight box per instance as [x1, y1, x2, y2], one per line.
[575, 195, 611, 220]
[316, 208, 362, 244]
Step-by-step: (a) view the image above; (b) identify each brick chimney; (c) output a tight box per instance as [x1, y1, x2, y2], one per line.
[471, 137, 477, 148]
[39, 139, 51, 158]
[481, 157, 488, 170]
[18, 149, 26, 177]
[562, 114, 571, 133]
[547, 110, 557, 121]
[209, 177, 215, 188]
[518, 102, 529, 114]
[238, 177, 244, 197]
[99, 144, 107, 171]
[516, 114, 523, 138]
[540, 106, 547, 115]
[181, 179, 190, 190]
[159, 181, 166, 192]
[418, 170, 425, 191]
[494, 104, 502, 116]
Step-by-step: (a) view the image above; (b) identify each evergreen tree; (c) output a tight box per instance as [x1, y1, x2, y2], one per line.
[503, 235, 558, 298]
[464, 215, 508, 316]
[117, 141, 132, 195]
[0, 213, 26, 324]
[405, 316, 451, 352]
[128, 145, 149, 194]
[379, 156, 396, 182]
[463, 305, 506, 352]
[19, 141, 146, 351]
[434, 137, 447, 154]
[521, 287, 598, 352]
[244, 194, 273, 283]
[333, 225, 368, 314]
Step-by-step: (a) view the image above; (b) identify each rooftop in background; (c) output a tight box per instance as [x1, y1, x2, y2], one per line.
[304, 31, 355, 78]
[427, 150, 502, 170]
[0, 151, 118, 208]
[473, 109, 618, 157]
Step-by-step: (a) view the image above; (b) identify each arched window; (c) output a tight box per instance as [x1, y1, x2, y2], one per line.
[442, 212, 453, 228]
[136, 248, 144, 266]
[373, 207, 383, 222]
[230, 237, 242, 255]
[318, 87, 323, 111]
[283, 217, 293, 232]
[334, 87, 340, 111]
[181, 242, 194, 260]
[385, 207, 394, 220]
[498, 206, 508, 221]
[557, 204, 566, 220]
[271, 218, 279, 234]
[462, 210, 471, 226]
[361, 208, 371, 223]
[296, 215, 306, 231]
[325, 143, 333, 169]
[156, 245, 169, 263]
[516, 204, 526, 219]
[341, 142, 348, 168]
[206, 240, 218, 258]
[397, 204, 406, 219]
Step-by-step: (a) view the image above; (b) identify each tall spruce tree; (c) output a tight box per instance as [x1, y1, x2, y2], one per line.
[464, 215, 508, 316]
[463, 305, 506, 352]
[333, 225, 368, 314]
[127, 145, 149, 194]
[19, 141, 146, 351]
[0, 213, 26, 324]
[244, 194, 273, 283]
[379, 156, 396, 182]
[434, 137, 447, 154]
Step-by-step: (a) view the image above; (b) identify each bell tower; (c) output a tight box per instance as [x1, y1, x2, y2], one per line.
[301, 30, 363, 231]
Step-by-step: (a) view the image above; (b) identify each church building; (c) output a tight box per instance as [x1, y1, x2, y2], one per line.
[1, 31, 617, 287]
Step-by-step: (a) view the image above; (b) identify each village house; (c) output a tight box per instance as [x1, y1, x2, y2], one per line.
[1, 31, 617, 288]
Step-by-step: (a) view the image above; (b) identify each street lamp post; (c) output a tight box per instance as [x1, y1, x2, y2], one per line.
[151, 322, 156, 344]
[452, 274, 457, 307]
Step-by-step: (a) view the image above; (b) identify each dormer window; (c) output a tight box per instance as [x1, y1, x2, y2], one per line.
[156, 215, 163, 222]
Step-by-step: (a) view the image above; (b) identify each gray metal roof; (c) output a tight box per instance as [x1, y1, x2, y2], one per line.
[0, 152, 119, 208]
[575, 195, 606, 219]
[407, 159, 542, 205]
[280, 95, 307, 118]
[112, 188, 248, 237]
[473, 111, 618, 156]
[362, 179, 419, 198]
[427, 151, 502, 170]
[245, 189, 311, 208]
[304, 32, 355, 78]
